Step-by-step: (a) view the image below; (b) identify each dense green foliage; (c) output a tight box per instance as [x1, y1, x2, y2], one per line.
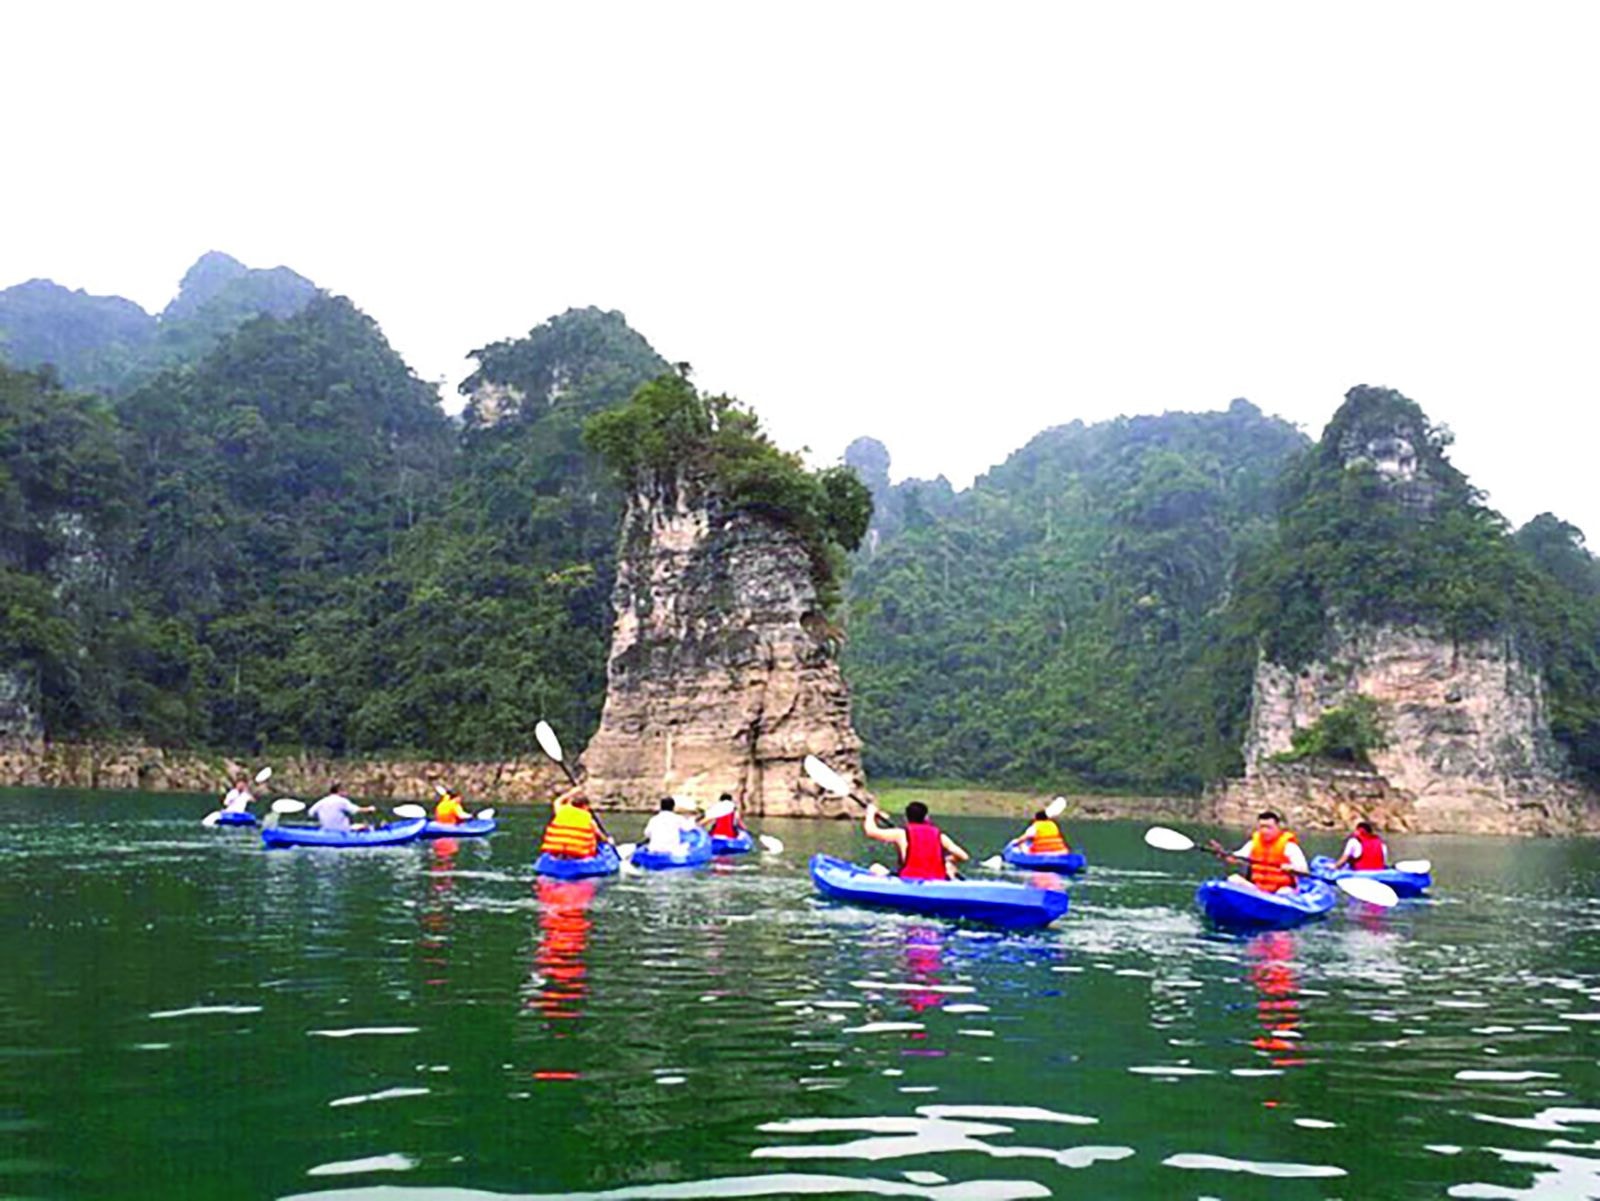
[1271, 695, 1387, 766]
[0, 300, 670, 756]
[843, 400, 1308, 792]
[584, 372, 872, 606]
[0, 252, 315, 395]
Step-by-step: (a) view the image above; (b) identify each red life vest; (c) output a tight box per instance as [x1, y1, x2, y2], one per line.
[1248, 829, 1299, 892]
[711, 811, 739, 838]
[901, 821, 947, 880]
[1351, 829, 1387, 871]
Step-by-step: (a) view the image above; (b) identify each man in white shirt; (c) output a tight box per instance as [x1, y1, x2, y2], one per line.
[642, 796, 697, 853]
[221, 776, 255, 814]
[308, 783, 373, 832]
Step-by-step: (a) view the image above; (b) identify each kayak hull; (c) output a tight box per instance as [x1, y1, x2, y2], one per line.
[421, 818, 498, 838]
[213, 812, 259, 828]
[631, 827, 713, 871]
[261, 818, 426, 849]
[1196, 877, 1337, 929]
[810, 853, 1069, 929]
[1001, 841, 1087, 875]
[535, 844, 621, 879]
[1310, 854, 1431, 897]
[711, 832, 755, 856]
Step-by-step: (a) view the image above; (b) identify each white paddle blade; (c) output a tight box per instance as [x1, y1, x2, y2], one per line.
[254, 766, 273, 784]
[802, 754, 851, 797]
[434, 783, 449, 796]
[201, 810, 223, 828]
[1394, 858, 1431, 875]
[394, 804, 428, 820]
[674, 796, 698, 814]
[757, 834, 784, 854]
[271, 798, 306, 815]
[981, 855, 1003, 870]
[1336, 874, 1399, 908]
[705, 800, 735, 821]
[535, 720, 565, 764]
[616, 842, 638, 869]
[1045, 796, 1068, 819]
[1143, 826, 1196, 852]
[475, 808, 496, 822]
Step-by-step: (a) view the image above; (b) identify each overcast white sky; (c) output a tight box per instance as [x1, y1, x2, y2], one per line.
[5, 2, 1598, 535]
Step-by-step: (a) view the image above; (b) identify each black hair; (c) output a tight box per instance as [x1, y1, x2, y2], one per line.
[1356, 820, 1376, 835]
[659, 797, 675, 811]
[1034, 809, 1048, 820]
[1257, 810, 1282, 823]
[905, 801, 929, 823]
[719, 793, 733, 803]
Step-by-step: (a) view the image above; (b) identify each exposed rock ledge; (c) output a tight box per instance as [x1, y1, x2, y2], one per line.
[579, 475, 867, 818]
[0, 740, 568, 805]
[1212, 625, 1600, 835]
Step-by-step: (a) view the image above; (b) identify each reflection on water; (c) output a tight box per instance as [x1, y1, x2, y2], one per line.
[1247, 929, 1307, 1071]
[3, 794, 1600, 1199]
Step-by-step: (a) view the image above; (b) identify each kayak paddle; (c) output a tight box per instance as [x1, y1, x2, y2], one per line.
[803, 754, 890, 825]
[261, 798, 306, 830]
[1143, 826, 1399, 908]
[475, 807, 497, 822]
[1393, 858, 1431, 874]
[394, 804, 428, 820]
[535, 720, 580, 785]
[254, 766, 273, 784]
[982, 796, 1070, 869]
[758, 833, 785, 854]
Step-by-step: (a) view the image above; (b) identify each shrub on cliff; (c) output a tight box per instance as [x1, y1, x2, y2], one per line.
[583, 372, 871, 610]
[1271, 695, 1388, 767]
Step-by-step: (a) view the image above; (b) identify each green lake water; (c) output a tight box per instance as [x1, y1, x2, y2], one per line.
[4, 789, 1600, 1200]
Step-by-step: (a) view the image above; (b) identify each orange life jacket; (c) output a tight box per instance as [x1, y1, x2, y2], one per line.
[434, 795, 468, 824]
[1249, 829, 1299, 892]
[1026, 819, 1068, 853]
[1351, 829, 1387, 871]
[541, 804, 599, 858]
[901, 821, 947, 880]
[711, 811, 739, 838]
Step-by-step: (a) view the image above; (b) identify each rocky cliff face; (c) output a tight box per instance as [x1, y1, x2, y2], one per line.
[0, 669, 42, 745]
[1221, 626, 1594, 834]
[579, 475, 866, 817]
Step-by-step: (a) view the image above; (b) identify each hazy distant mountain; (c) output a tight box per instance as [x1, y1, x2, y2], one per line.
[0, 252, 317, 393]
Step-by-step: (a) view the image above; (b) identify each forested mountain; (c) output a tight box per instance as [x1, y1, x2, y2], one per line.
[6, 256, 1600, 792]
[1228, 386, 1600, 782]
[0, 252, 315, 394]
[842, 400, 1309, 791]
[0, 296, 672, 757]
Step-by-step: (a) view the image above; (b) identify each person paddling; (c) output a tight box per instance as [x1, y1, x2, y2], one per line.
[309, 782, 375, 832]
[433, 787, 469, 826]
[220, 775, 256, 816]
[642, 796, 697, 854]
[864, 800, 970, 880]
[704, 792, 748, 840]
[1207, 810, 1308, 895]
[538, 785, 614, 859]
[1332, 820, 1388, 871]
[1017, 808, 1070, 854]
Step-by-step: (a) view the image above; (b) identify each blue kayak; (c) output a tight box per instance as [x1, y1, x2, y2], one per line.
[1001, 840, 1087, 875]
[1310, 854, 1431, 897]
[261, 819, 426, 849]
[421, 818, 498, 838]
[631, 827, 714, 871]
[212, 812, 258, 828]
[535, 843, 621, 879]
[1196, 877, 1337, 929]
[810, 854, 1069, 929]
[711, 831, 755, 856]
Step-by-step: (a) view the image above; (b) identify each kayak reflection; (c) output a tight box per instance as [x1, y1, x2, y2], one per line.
[420, 837, 459, 990]
[532, 876, 597, 1023]
[1247, 930, 1307, 1071]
